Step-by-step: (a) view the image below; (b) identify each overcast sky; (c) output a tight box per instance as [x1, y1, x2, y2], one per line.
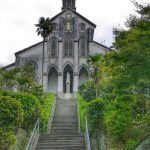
[0, 0, 149, 66]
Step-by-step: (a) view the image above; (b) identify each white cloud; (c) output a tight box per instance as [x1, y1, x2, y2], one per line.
[0, 0, 149, 65]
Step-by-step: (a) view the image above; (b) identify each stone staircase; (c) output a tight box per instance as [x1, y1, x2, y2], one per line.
[36, 98, 85, 150]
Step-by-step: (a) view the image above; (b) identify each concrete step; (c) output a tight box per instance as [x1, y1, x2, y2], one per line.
[36, 145, 85, 150]
[37, 142, 85, 146]
[52, 126, 78, 129]
[37, 137, 84, 142]
[52, 123, 78, 126]
[39, 134, 84, 138]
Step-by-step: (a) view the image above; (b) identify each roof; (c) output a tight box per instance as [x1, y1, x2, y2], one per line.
[50, 8, 96, 28]
[93, 41, 112, 51]
[3, 63, 15, 70]
[15, 41, 43, 56]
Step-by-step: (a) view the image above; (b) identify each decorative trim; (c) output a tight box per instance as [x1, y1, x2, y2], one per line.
[63, 61, 74, 70]
[48, 64, 58, 72]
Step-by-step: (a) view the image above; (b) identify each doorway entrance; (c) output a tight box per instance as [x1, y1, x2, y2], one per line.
[63, 64, 73, 93]
[48, 67, 58, 93]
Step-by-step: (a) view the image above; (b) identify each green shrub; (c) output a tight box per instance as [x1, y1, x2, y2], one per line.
[10, 92, 40, 130]
[104, 95, 135, 144]
[78, 80, 96, 101]
[77, 94, 87, 132]
[0, 96, 24, 129]
[0, 96, 24, 149]
[0, 90, 40, 130]
[87, 98, 105, 134]
[29, 84, 45, 101]
[0, 127, 16, 150]
[40, 93, 55, 133]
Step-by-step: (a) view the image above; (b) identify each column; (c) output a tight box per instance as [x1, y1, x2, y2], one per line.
[57, 40, 63, 95]
[74, 41, 78, 72]
[43, 40, 48, 91]
[74, 41, 79, 93]
[73, 73, 78, 93]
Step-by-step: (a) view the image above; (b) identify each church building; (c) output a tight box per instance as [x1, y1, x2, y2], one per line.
[5, 0, 111, 97]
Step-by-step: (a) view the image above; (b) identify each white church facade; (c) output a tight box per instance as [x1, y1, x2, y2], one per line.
[5, 0, 111, 96]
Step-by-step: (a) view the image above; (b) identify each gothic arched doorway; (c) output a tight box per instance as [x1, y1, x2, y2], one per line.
[79, 67, 88, 85]
[48, 67, 58, 93]
[63, 64, 73, 93]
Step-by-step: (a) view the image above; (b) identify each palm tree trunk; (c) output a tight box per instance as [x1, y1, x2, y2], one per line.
[42, 38, 45, 85]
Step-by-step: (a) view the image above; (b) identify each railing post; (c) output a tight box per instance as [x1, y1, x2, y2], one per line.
[85, 117, 91, 150]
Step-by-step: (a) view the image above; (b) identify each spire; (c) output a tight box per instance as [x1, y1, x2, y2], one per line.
[62, 0, 76, 11]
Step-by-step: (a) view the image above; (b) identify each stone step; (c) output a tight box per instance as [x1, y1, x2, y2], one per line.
[36, 146, 85, 150]
[38, 138, 84, 141]
[52, 124, 78, 127]
[53, 119, 78, 122]
[37, 142, 84, 146]
[51, 126, 78, 129]
[36, 145, 85, 149]
[54, 114, 77, 117]
[50, 131, 78, 134]
[39, 134, 84, 138]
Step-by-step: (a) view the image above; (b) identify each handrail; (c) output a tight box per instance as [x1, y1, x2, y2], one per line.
[77, 97, 81, 133]
[26, 118, 40, 150]
[85, 117, 91, 150]
[133, 134, 150, 150]
[47, 96, 56, 133]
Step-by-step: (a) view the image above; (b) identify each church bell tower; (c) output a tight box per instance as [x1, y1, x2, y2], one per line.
[62, 0, 76, 11]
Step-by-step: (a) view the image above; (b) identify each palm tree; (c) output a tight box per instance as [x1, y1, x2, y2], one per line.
[87, 53, 103, 97]
[35, 17, 53, 84]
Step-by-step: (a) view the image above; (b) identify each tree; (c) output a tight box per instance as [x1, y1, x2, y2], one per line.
[78, 2, 150, 149]
[100, 2, 150, 149]
[35, 17, 53, 84]
[0, 68, 19, 90]
[87, 53, 103, 97]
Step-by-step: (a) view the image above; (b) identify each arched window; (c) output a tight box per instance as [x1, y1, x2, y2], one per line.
[79, 37, 87, 57]
[64, 33, 73, 57]
[80, 23, 86, 31]
[50, 37, 57, 57]
[79, 66, 88, 84]
[52, 23, 58, 31]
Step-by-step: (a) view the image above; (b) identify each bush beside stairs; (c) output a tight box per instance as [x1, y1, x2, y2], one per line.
[36, 98, 85, 150]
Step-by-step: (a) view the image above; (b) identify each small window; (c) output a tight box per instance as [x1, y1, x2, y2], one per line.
[80, 23, 86, 31]
[51, 38, 57, 57]
[52, 23, 58, 31]
[80, 37, 86, 57]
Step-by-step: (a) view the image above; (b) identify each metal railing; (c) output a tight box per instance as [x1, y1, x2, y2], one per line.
[85, 117, 91, 150]
[47, 97, 56, 133]
[26, 118, 40, 150]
